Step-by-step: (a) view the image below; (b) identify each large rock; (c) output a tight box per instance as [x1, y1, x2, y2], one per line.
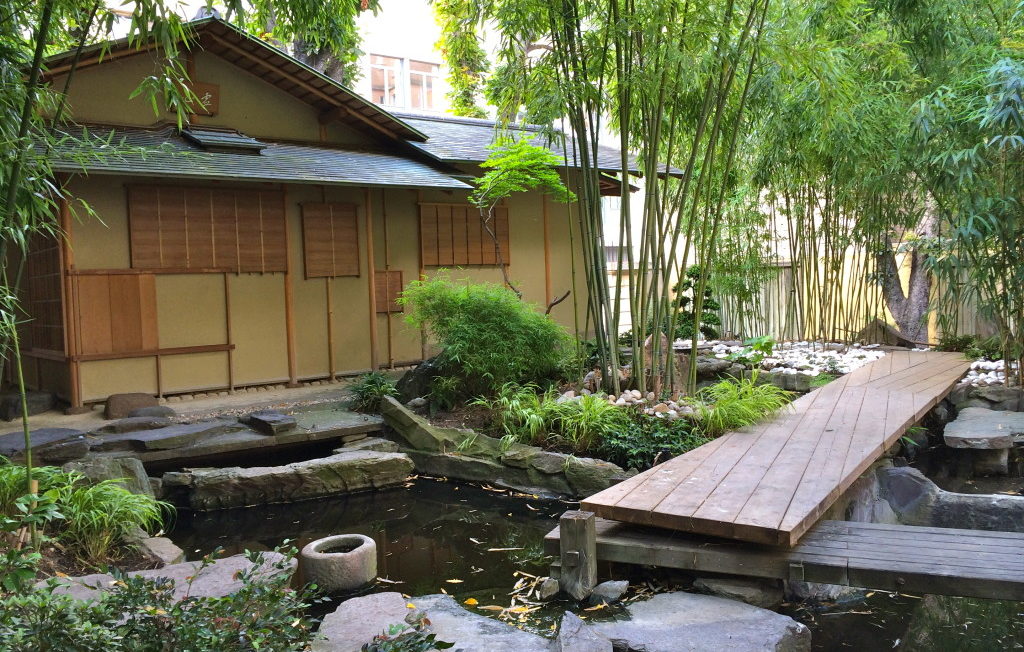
[63, 456, 154, 497]
[128, 405, 177, 418]
[104, 393, 158, 419]
[878, 466, 1024, 531]
[395, 357, 444, 403]
[950, 385, 1024, 412]
[557, 612, 612, 652]
[0, 427, 88, 464]
[90, 419, 249, 452]
[693, 577, 784, 609]
[944, 407, 1021, 449]
[44, 552, 294, 602]
[242, 410, 297, 435]
[182, 451, 414, 510]
[0, 390, 55, 421]
[564, 456, 633, 496]
[95, 416, 173, 434]
[317, 593, 554, 652]
[586, 592, 810, 652]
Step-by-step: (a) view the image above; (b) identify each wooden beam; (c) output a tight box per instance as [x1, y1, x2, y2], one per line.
[559, 510, 597, 601]
[58, 193, 84, 411]
[72, 343, 234, 362]
[365, 188, 379, 370]
[42, 42, 161, 78]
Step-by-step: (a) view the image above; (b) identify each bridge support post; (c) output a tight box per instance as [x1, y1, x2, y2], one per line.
[560, 510, 597, 601]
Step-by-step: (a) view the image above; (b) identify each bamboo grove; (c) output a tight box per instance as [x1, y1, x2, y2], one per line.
[433, 0, 1024, 390]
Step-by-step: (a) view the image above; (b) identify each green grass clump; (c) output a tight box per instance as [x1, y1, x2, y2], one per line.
[348, 371, 399, 412]
[695, 374, 794, 437]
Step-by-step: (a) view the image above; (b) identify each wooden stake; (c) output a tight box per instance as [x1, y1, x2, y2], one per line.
[559, 510, 597, 601]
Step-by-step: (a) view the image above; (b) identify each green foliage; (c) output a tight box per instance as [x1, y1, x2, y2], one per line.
[696, 374, 794, 437]
[469, 140, 576, 212]
[727, 335, 777, 366]
[935, 333, 978, 353]
[0, 460, 171, 566]
[428, 375, 462, 412]
[0, 547, 318, 651]
[399, 273, 570, 396]
[672, 266, 722, 341]
[0, 494, 63, 593]
[54, 478, 168, 565]
[809, 373, 838, 389]
[349, 372, 399, 412]
[432, 0, 489, 118]
[598, 418, 709, 471]
[362, 622, 455, 652]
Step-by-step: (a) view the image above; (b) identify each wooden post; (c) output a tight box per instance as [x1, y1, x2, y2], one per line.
[58, 192, 86, 412]
[559, 510, 597, 600]
[282, 186, 299, 387]
[326, 276, 335, 380]
[542, 193, 552, 306]
[223, 273, 234, 391]
[365, 188, 379, 370]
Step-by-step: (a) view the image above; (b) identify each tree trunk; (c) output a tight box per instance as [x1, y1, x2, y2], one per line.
[876, 201, 939, 344]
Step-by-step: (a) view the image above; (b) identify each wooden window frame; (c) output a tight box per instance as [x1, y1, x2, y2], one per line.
[375, 270, 404, 313]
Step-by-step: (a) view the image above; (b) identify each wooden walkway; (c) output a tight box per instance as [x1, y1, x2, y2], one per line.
[545, 517, 1024, 601]
[583, 351, 971, 546]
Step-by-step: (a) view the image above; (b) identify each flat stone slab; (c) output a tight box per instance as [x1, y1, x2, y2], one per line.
[182, 451, 414, 510]
[943, 407, 1023, 449]
[0, 427, 88, 463]
[242, 410, 297, 435]
[315, 592, 554, 652]
[586, 592, 810, 652]
[95, 416, 173, 434]
[89, 419, 250, 452]
[0, 390, 54, 421]
[43, 552, 294, 602]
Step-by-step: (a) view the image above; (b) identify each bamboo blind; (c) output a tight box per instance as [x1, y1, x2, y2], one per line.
[23, 234, 64, 352]
[128, 185, 286, 272]
[420, 204, 510, 266]
[301, 203, 360, 278]
[375, 270, 404, 313]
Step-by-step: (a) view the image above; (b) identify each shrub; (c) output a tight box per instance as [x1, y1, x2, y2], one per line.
[1, 547, 318, 652]
[349, 372, 399, 412]
[399, 273, 570, 396]
[362, 623, 454, 652]
[54, 478, 169, 565]
[428, 375, 461, 412]
[599, 417, 709, 470]
[695, 374, 793, 437]
[0, 460, 172, 566]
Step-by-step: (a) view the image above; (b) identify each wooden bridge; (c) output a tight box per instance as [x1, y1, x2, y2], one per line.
[547, 351, 1024, 601]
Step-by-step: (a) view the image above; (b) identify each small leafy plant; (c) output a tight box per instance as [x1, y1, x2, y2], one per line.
[428, 375, 462, 413]
[599, 417, 709, 470]
[727, 335, 776, 366]
[695, 374, 793, 437]
[349, 372, 399, 412]
[361, 623, 454, 652]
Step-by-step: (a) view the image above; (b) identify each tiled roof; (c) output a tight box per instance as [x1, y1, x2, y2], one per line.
[392, 111, 681, 176]
[47, 125, 471, 190]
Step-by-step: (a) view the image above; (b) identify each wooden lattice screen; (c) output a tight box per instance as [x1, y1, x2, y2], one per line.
[301, 203, 360, 278]
[375, 270, 404, 313]
[23, 234, 64, 352]
[419, 204, 509, 266]
[128, 186, 286, 272]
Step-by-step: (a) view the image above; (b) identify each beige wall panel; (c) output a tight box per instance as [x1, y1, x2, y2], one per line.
[80, 358, 157, 402]
[156, 274, 226, 348]
[160, 351, 229, 394]
[285, 184, 330, 377]
[229, 274, 289, 384]
[67, 176, 130, 270]
[53, 55, 170, 126]
[331, 276, 372, 372]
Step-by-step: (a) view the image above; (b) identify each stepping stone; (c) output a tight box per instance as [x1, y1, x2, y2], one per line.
[90, 419, 245, 452]
[104, 393, 158, 419]
[128, 405, 176, 418]
[943, 407, 1023, 449]
[241, 410, 296, 435]
[95, 416, 173, 434]
[0, 427, 88, 463]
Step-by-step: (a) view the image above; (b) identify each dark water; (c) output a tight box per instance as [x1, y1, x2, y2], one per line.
[913, 442, 1024, 495]
[169, 478, 1024, 648]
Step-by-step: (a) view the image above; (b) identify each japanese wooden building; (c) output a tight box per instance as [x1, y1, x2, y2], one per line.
[16, 18, 638, 409]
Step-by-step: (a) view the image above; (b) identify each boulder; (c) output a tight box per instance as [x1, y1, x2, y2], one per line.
[855, 318, 916, 348]
[128, 405, 177, 418]
[531, 450, 570, 475]
[557, 612, 612, 652]
[63, 456, 154, 497]
[0, 427, 88, 464]
[184, 451, 414, 510]
[878, 466, 1024, 531]
[538, 577, 560, 600]
[943, 407, 1022, 449]
[693, 577, 784, 609]
[564, 456, 634, 496]
[695, 357, 732, 379]
[0, 390, 55, 421]
[104, 393, 158, 420]
[586, 592, 810, 652]
[242, 410, 297, 435]
[315, 592, 554, 652]
[95, 416, 173, 434]
[395, 357, 444, 403]
[44, 552, 294, 602]
[587, 579, 629, 606]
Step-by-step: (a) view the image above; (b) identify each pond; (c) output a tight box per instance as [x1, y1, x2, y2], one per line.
[169, 478, 1024, 648]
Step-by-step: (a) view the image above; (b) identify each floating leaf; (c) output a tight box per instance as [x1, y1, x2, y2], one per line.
[445, 579, 464, 584]
[406, 602, 416, 609]
[464, 598, 478, 605]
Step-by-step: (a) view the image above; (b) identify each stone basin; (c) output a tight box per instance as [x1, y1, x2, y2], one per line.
[300, 534, 377, 592]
